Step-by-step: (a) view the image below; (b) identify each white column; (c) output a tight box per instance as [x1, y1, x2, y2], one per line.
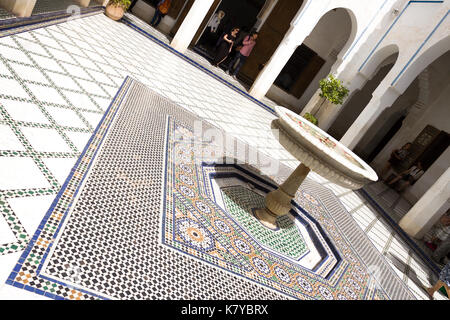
[316, 73, 369, 131]
[249, 25, 314, 99]
[301, 89, 323, 116]
[399, 168, 450, 239]
[0, 0, 36, 17]
[340, 88, 400, 149]
[170, 0, 214, 54]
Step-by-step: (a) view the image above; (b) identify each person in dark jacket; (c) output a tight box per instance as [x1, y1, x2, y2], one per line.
[226, 31, 258, 79]
[212, 27, 240, 67]
[151, 0, 171, 27]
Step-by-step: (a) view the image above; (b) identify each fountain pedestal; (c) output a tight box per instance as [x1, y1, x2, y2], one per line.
[256, 106, 378, 229]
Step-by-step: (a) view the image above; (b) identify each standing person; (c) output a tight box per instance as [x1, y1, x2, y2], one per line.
[214, 17, 236, 51]
[207, 10, 225, 34]
[150, 0, 172, 27]
[427, 209, 450, 264]
[212, 27, 240, 67]
[199, 10, 226, 49]
[226, 31, 258, 79]
[386, 161, 424, 192]
[380, 142, 412, 179]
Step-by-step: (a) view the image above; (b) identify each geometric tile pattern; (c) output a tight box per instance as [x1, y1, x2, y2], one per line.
[0, 7, 14, 21]
[32, 0, 99, 16]
[7, 78, 287, 300]
[221, 185, 308, 260]
[5, 79, 406, 300]
[0, 10, 283, 264]
[0, 9, 444, 300]
[0, 11, 109, 256]
[202, 166, 339, 278]
[160, 94, 411, 300]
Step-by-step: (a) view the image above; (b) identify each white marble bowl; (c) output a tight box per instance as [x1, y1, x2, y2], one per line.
[273, 106, 378, 189]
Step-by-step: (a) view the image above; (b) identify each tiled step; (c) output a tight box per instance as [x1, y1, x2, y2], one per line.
[0, 7, 15, 21]
[0, 1, 102, 32]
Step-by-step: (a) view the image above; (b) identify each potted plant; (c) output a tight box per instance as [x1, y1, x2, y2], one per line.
[303, 112, 318, 125]
[306, 74, 349, 129]
[105, 0, 131, 21]
[318, 74, 349, 107]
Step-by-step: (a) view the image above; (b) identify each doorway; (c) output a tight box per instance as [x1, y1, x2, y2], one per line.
[239, 0, 304, 85]
[191, 0, 266, 62]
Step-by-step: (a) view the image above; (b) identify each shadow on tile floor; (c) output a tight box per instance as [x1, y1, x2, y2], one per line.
[385, 252, 439, 299]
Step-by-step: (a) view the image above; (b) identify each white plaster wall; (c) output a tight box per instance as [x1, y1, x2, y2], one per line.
[331, 0, 449, 151]
[405, 85, 450, 203]
[329, 63, 394, 140]
[410, 147, 450, 202]
[346, 0, 449, 99]
[355, 79, 419, 158]
[370, 50, 449, 164]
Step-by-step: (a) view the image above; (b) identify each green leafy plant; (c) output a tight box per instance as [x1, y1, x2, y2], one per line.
[108, 0, 131, 9]
[303, 113, 318, 125]
[319, 74, 349, 105]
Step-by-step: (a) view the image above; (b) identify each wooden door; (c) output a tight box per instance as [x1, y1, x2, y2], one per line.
[169, 0, 221, 46]
[415, 128, 450, 170]
[290, 53, 325, 98]
[169, 0, 194, 37]
[239, 0, 304, 85]
[167, 0, 189, 20]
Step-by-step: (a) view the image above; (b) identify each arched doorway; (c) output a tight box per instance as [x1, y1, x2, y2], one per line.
[355, 49, 450, 202]
[192, 0, 266, 60]
[171, 0, 267, 60]
[237, 0, 306, 87]
[241, 7, 356, 109]
[328, 50, 399, 141]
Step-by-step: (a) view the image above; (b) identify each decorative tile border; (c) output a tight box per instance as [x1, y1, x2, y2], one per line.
[161, 120, 392, 300]
[0, 7, 103, 39]
[5, 77, 133, 300]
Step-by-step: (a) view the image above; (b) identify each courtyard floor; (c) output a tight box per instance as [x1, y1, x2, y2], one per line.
[0, 9, 446, 300]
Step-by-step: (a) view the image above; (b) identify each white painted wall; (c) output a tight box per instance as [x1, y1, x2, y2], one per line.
[337, 0, 450, 150]
[355, 78, 419, 159]
[329, 63, 394, 140]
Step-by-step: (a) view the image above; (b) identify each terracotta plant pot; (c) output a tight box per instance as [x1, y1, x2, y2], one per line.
[105, 4, 125, 21]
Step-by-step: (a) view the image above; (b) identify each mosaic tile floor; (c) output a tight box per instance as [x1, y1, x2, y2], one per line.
[0, 10, 446, 300]
[32, 0, 100, 16]
[361, 182, 441, 268]
[6, 78, 411, 300]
